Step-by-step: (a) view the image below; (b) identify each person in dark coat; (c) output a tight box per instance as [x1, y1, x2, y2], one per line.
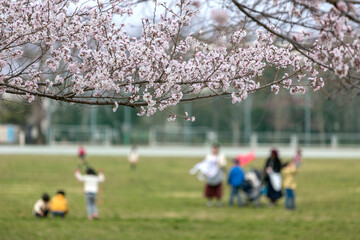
[263, 149, 282, 206]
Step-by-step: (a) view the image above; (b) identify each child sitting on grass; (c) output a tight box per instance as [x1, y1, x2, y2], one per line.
[49, 190, 68, 218]
[282, 161, 298, 210]
[33, 193, 50, 218]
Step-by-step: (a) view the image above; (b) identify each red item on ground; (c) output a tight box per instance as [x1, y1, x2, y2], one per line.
[236, 151, 256, 166]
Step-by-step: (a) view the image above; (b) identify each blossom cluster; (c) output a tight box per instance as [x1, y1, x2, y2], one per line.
[269, 0, 360, 82]
[0, 0, 329, 120]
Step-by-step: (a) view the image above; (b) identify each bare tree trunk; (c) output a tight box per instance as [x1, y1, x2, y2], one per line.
[28, 100, 46, 144]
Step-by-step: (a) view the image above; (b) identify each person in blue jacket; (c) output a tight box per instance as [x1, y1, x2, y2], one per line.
[228, 159, 245, 206]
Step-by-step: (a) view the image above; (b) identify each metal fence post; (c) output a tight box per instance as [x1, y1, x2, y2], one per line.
[290, 134, 298, 149]
[149, 128, 157, 146]
[250, 133, 258, 148]
[331, 135, 338, 148]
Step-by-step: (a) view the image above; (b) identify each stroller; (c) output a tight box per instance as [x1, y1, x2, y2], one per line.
[242, 168, 263, 207]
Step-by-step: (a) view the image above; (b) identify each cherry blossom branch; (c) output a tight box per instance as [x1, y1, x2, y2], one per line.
[1, 0, 349, 120]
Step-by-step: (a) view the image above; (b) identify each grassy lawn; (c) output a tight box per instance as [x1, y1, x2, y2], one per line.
[0, 155, 359, 240]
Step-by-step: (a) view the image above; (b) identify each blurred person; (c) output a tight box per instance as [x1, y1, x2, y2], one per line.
[200, 144, 227, 207]
[282, 161, 298, 210]
[128, 145, 139, 170]
[50, 190, 68, 218]
[227, 159, 245, 207]
[263, 149, 282, 206]
[77, 144, 90, 171]
[75, 167, 105, 220]
[33, 193, 50, 218]
[78, 144, 86, 161]
[293, 149, 302, 168]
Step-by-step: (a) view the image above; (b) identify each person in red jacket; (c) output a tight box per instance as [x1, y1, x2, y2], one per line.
[78, 144, 86, 161]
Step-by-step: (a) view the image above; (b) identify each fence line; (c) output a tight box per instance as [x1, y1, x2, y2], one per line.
[0, 145, 358, 159]
[3, 124, 359, 148]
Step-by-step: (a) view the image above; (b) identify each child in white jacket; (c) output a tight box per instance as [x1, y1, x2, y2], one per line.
[33, 193, 50, 217]
[75, 168, 105, 220]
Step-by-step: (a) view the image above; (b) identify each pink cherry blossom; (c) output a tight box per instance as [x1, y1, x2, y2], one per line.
[0, 0, 358, 121]
[211, 9, 229, 26]
[336, 1, 347, 12]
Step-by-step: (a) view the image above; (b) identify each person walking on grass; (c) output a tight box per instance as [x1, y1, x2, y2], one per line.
[77, 144, 90, 171]
[282, 161, 298, 210]
[78, 144, 86, 161]
[293, 149, 302, 168]
[49, 190, 68, 218]
[75, 167, 105, 220]
[128, 145, 139, 171]
[228, 159, 245, 207]
[263, 149, 283, 206]
[203, 144, 227, 207]
[33, 193, 50, 218]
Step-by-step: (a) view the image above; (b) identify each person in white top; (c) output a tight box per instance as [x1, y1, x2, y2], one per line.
[128, 145, 139, 170]
[33, 193, 50, 217]
[190, 144, 227, 207]
[75, 168, 105, 220]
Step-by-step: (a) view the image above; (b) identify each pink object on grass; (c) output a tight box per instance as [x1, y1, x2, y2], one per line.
[236, 152, 256, 166]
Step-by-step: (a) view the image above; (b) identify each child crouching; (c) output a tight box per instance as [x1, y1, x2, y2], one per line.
[50, 190, 68, 218]
[33, 193, 50, 218]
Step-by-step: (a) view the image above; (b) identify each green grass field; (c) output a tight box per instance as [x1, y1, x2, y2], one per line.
[0, 155, 359, 240]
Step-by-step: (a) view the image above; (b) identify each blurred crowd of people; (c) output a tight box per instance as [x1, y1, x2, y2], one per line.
[33, 146, 105, 220]
[33, 143, 300, 221]
[191, 144, 301, 210]
[33, 166, 105, 220]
